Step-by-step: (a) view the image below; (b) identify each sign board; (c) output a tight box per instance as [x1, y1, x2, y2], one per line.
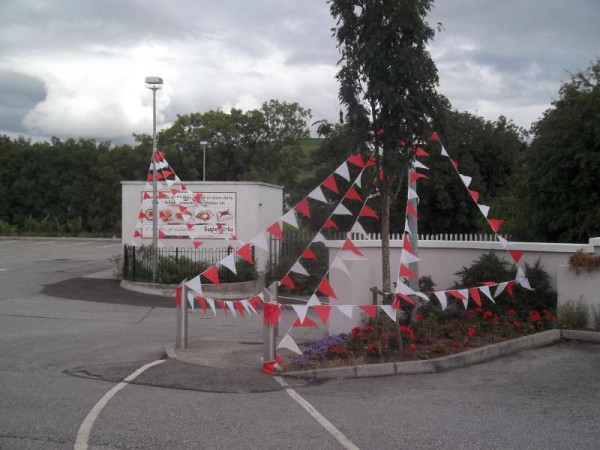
[139, 191, 236, 239]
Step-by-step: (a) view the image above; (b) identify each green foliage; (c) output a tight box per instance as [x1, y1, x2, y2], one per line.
[453, 252, 556, 318]
[0, 219, 18, 235]
[557, 299, 590, 329]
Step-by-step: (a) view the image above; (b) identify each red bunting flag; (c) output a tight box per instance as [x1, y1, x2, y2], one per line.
[323, 218, 338, 230]
[448, 290, 466, 300]
[293, 317, 319, 328]
[263, 303, 282, 327]
[147, 173, 154, 181]
[178, 205, 188, 213]
[280, 275, 295, 290]
[469, 190, 479, 202]
[216, 300, 227, 314]
[180, 183, 187, 191]
[133, 230, 142, 238]
[193, 193, 202, 203]
[397, 293, 415, 305]
[450, 160, 458, 170]
[313, 305, 331, 325]
[359, 205, 379, 218]
[403, 234, 414, 253]
[174, 285, 183, 307]
[301, 247, 317, 261]
[359, 305, 377, 318]
[317, 278, 336, 298]
[344, 186, 362, 202]
[138, 211, 146, 219]
[366, 156, 376, 168]
[170, 189, 179, 196]
[250, 296, 263, 309]
[158, 230, 167, 238]
[193, 241, 203, 249]
[469, 288, 482, 307]
[348, 153, 365, 168]
[341, 238, 364, 257]
[379, 168, 384, 181]
[488, 219, 504, 234]
[234, 301, 245, 317]
[481, 281, 498, 286]
[197, 296, 207, 314]
[158, 192, 167, 199]
[410, 172, 428, 184]
[322, 175, 339, 194]
[143, 192, 151, 200]
[509, 250, 524, 263]
[156, 172, 164, 180]
[294, 198, 311, 218]
[406, 201, 418, 218]
[236, 244, 254, 264]
[266, 222, 284, 240]
[201, 266, 220, 285]
[186, 223, 194, 230]
[399, 264, 417, 279]
[415, 147, 430, 157]
[430, 132, 440, 141]
[506, 280, 516, 297]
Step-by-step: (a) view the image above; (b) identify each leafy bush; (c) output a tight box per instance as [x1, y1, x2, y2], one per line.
[569, 250, 600, 274]
[453, 252, 556, 319]
[0, 219, 18, 235]
[557, 300, 589, 329]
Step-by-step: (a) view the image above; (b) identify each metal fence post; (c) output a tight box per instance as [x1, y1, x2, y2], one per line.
[176, 281, 188, 349]
[263, 282, 278, 363]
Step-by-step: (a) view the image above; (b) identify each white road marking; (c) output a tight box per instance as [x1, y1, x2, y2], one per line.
[274, 376, 360, 450]
[17, 240, 56, 247]
[74, 359, 165, 450]
[57, 242, 93, 248]
[0, 268, 8, 272]
[98, 243, 120, 248]
[0, 240, 17, 244]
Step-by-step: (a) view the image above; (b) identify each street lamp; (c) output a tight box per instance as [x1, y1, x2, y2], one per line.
[200, 141, 208, 181]
[145, 76, 163, 282]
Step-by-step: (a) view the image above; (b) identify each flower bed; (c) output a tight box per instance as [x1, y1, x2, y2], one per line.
[286, 307, 555, 370]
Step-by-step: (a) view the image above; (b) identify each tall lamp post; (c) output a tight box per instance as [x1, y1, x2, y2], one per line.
[200, 141, 208, 181]
[145, 76, 163, 282]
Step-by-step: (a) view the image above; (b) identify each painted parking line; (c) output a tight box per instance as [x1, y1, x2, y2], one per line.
[16, 240, 57, 247]
[0, 269, 9, 272]
[274, 376, 360, 450]
[0, 240, 18, 245]
[56, 242, 93, 248]
[98, 243, 121, 248]
[74, 359, 165, 450]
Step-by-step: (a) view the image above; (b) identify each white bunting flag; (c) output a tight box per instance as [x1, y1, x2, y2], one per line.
[479, 286, 494, 303]
[277, 334, 303, 355]
[497, 235, 509, 249]
[291, 304, 309, 323]
[458, 289, 469, 309]
[166, 177, 176, 187]
[281, 210, 299, 229]
[225, 301, 237, 318]
[336, 305, 354, 319]
[400, 250, 420, 264]
[380, 304, 397, 321]
[312, 232, 327, 244]
[354, 177, 362, 188]
[494, 282, 508, 297]
[459, 174, 472, 188]
[518, 277, 532, 290]
[350, 222, 370, 239]
[251, 232, 269, 252]
[478, 204, 490, 218]
[306, 294, 321, 306]
[308, 186, 328, 203]
[205, 297, 217, 315]
[408, 187, 419, 201]
[335, 163, 351, 181]
[516, 267, 526, 280]
[441, 145, 449, 157]
[185, 275, 203, 295]
[219, 253, 237, 275]
[290, 261, 309, 276]
[330, 258, 350, 276]
[187, 292, 195, 310]
[434, 291, 448, 310]
[242, 299, 256, 315]
[404, 219, 411, 234]
[333, 204, 353, 216]
[413, 160, 429, 171]
[396, 280, 416, 296]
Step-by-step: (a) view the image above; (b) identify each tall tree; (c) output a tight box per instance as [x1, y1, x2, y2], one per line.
[526, 59, 600, 242]
[329, 0, 448, 292]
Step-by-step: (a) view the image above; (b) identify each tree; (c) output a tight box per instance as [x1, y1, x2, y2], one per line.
[527, 59, 600, 242]
[329, 0, 448, 293]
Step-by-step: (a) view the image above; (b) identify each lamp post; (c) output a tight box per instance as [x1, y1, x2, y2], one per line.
[200, 141, 208, 181]
[145, 76, 163, 282]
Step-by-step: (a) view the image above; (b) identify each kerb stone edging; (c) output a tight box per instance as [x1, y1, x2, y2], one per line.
[282, 329, 599, 380]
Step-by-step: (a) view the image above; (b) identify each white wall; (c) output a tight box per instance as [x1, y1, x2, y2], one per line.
[122, 181, 283, 253]
[557, 263, 600, 328]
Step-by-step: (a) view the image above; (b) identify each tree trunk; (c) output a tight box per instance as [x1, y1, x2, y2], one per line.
[381, 189, 391, 294]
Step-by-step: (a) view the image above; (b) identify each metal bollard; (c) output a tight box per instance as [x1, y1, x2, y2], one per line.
[176, 282, 188, 349]
[263, 282, 278, 363]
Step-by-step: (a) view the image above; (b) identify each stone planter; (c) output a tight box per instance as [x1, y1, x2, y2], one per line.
[120, 277, 264, 299]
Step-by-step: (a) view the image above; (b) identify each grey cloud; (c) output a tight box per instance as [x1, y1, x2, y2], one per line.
[0, 69, 45, 133]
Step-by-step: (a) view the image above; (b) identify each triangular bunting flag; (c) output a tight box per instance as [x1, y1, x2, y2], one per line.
[448, 290, 465, 300]
[434, 291, 448, 310]
[301, 247, 317, 261]
[350, 222, 370, 239]
[488, 219, 504, 234]
[313, 305, 331, 325]
[335, 162, 350, 181]
[497, 235, 509, 249]
[282, 210, 299, 229]
[506, 280, 516, 297]
[494, 282, 508, 297]
[430, 132, 440, 141]
[308, 186, 327, 203]
[400, 249, 420, 264]
[415, 147, 429, 157]
[133, 230, 142, 238]
[479, 204, 490, 218]
[359, 205, 379, 218]
[359, 305, 377, 318]
[409, 172, 428, 184]
[201, 266, 220, 285]
[379, 304, 397, 321]
[323, 218, 338, 230]
[337, 305, 354, 319]
[292, 317, 319, 329]
[469, 190, 479, 202]
[450, 160, 458, 170]
[196, 296, 207, 314]
[458, 289, 469, 309]
[479, 286, 494, 303]
[469, 288, 482, 307]
[277, 334, 303, 355]
[280, 275, 295, 290]
[291, 304, 309, 323]
[341, 238, 364, 257]
[413, 160, 429, 171]
[205, 297, 216, 315]
[317, 278, 336, 298]
[408, 187, 419, 201]
[234, 301, 245, 317]
[219, 253, 237, 275]
[440, 145, 449, 157]
[459, 174, 472, 187]
[322, 175, 339, 194]
[347, 153, 365, 168]
[294, 198, 311, 218]
[306, 294, 321, 306]
[402, 234, 414, 253]
[406, 201, 418, 218]
[330, 258, 350, 276]
[333, 204, 353, 215]
[266, 221, 284, 240]
[185, 275, 203, 295]
[509, 250, 524, 263]
[290, 261, 309, 276]
[225, 301, 237, 318]
[344, 186, 362, 202]
[236, 244, 254, 264]
[399, 264, 418, 279]
[312, 232, 327, 244]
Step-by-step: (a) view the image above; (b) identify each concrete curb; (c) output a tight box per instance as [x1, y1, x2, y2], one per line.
[121, 278, 264, 299]
[0, 236, 120, 242]
[282, 329, 598, 380]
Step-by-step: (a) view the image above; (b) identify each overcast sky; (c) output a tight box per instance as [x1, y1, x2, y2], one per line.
[1, 0, 598, 144]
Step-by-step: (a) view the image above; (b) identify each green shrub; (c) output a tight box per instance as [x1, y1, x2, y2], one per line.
[454, 252, 556, 319]
[557, 299, 589, 329]
[0, 219, 18, 235]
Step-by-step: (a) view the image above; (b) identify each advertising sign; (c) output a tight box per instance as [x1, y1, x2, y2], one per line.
[140, 191, 236, 239]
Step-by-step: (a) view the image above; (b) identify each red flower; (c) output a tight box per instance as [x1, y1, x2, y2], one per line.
[450, 342, 461, 348]
[351, 327, 361, 335]
[364, 325, 374, 333]
[492, 317, 501, 324]
[380, 332, 388, 340]
[416, 314, 425, 321]
[466, 310, 475, 319]
[507, 309, 516, 316]
[545, 313, 553, 322]
[340, 346, 348, 355]
[467, 328, 476, 337]
[484, 311, 493, 319]
[367, 342, 375, 353]
[475, 307, 483, 313]
[408, 343, 417, 351]
[391, 332, 398, 339]
[513, 320, 522, 328]
[399, 326, 414, 339]
[529, 311, 541, 322]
